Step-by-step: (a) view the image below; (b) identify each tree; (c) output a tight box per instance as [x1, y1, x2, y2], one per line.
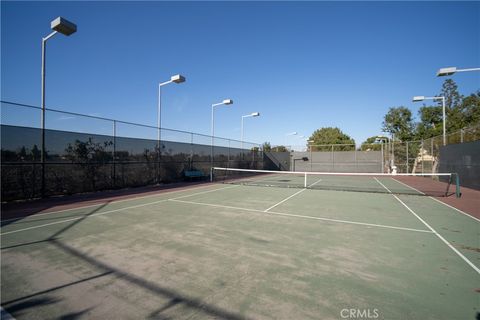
[262, 142, 272, 152]
[461, 92, 480, 125]
[272, 145, 288, 152]
[31, 145, 41, 161]
[440, 79, 465, 132]
[359, 136, 388, 151]
[415, 105, 443, 139]
[382, 106, 414, 141]
[441, 79, 463, 111]
[308, 127, 355, 151]
[65, 138, 113, 190]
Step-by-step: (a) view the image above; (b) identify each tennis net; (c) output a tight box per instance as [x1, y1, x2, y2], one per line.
[211, 167, 461, 197]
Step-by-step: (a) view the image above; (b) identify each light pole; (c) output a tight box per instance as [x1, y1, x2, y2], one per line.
[295, 135, 306, 151]
[241, 112, 260, 149]
[157, 74, 185, 183]
[41, 17, 77, 197]
[308, 139, 314, 171]
[211, 99, 233, 178]
[413, 95, 446, 145]
[284, 132, 297, 151]
[436, 66, 480, 77]
[376, 136, 388, 173]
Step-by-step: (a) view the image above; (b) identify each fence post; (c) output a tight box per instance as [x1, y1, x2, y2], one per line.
[430, 138, 434, 174]
[354, 148, 357, 172]
[461, 129, 464, 143]
[190, 133, 194, 170]
[310, 145, 313, 172]
[113, 120, 116, 188]
[331, 144, 334, 171]
[228, 139, 231, 167]
[381, 142, 384, 173]
[252, 144, 255, 167]
[406, 142, 409, 174]
[421, 139, 424, 174]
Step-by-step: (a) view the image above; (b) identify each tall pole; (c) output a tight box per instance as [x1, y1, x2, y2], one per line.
[39, 17, 77, 197]
[157, 84, 162, 143]
[241, 116, 244, 150]
[40, 31, 57, 198]
[155, 75, 185, 183]
[157, 84, 162, 184]
[209, 100, 233, 180]
[113, 120, 116, 187]
[41, 36, 47, 197]
[211, 104, 215, 174]
[441, 96, 446, 146]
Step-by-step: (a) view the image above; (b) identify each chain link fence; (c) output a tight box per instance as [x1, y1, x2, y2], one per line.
[291, 144, 383, 173]
[1, 101, 262, 201]
[384, 123, 480, 174]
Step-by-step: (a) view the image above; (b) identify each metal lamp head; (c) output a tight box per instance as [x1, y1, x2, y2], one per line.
[51, 17, 77, 36]
[251, 112, 260, 117]
[171, 74, 186, 84]
[223, 99, 233, 105]
[412, 96, 425, 102]
[437, 67, 457, 77]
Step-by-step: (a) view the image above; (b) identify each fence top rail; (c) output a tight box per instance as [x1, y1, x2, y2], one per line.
[1, 100, 260, 147]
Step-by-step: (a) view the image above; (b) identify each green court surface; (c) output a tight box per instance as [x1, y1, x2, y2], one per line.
[1, 180, 479, 319]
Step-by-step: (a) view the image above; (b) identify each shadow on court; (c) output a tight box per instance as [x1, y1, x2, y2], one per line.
[0, 181, 209, 225]
[2, 199, 252, 320]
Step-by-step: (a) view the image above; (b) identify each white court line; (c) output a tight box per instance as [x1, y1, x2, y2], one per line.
[170, 185, 239, 200]
[0, 199, 169, 236]
[170, 198, 433, 234]
[1, 183, 231, 223]
[264, 189, 307, 212]
[391, 177, 480, 223]
[263, 177, 322, 212]
[429, 197, 480, 223]
[0, 185, 237, 236]
[308, 178, 323, 188]
[374, 177, 480, 275]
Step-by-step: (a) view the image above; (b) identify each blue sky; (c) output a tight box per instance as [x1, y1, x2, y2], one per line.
[2, 1, 479, 148]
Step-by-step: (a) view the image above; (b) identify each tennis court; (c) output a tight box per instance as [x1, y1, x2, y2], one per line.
[1, 176, 479, 319]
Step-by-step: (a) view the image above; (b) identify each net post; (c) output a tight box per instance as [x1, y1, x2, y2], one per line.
[210, 167, 213, 182]
[304, 172, 307, 188]
[454, 173, 461, 198]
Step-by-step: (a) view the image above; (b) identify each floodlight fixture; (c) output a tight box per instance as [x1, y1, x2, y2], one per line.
[436, 66, 480, 77]
[50, 17, 77, 36]
[412, 96, 425, 102]
[223, 99, 233, 105]
[413, 95, 446, 145]
[171, 74, 186, 84]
